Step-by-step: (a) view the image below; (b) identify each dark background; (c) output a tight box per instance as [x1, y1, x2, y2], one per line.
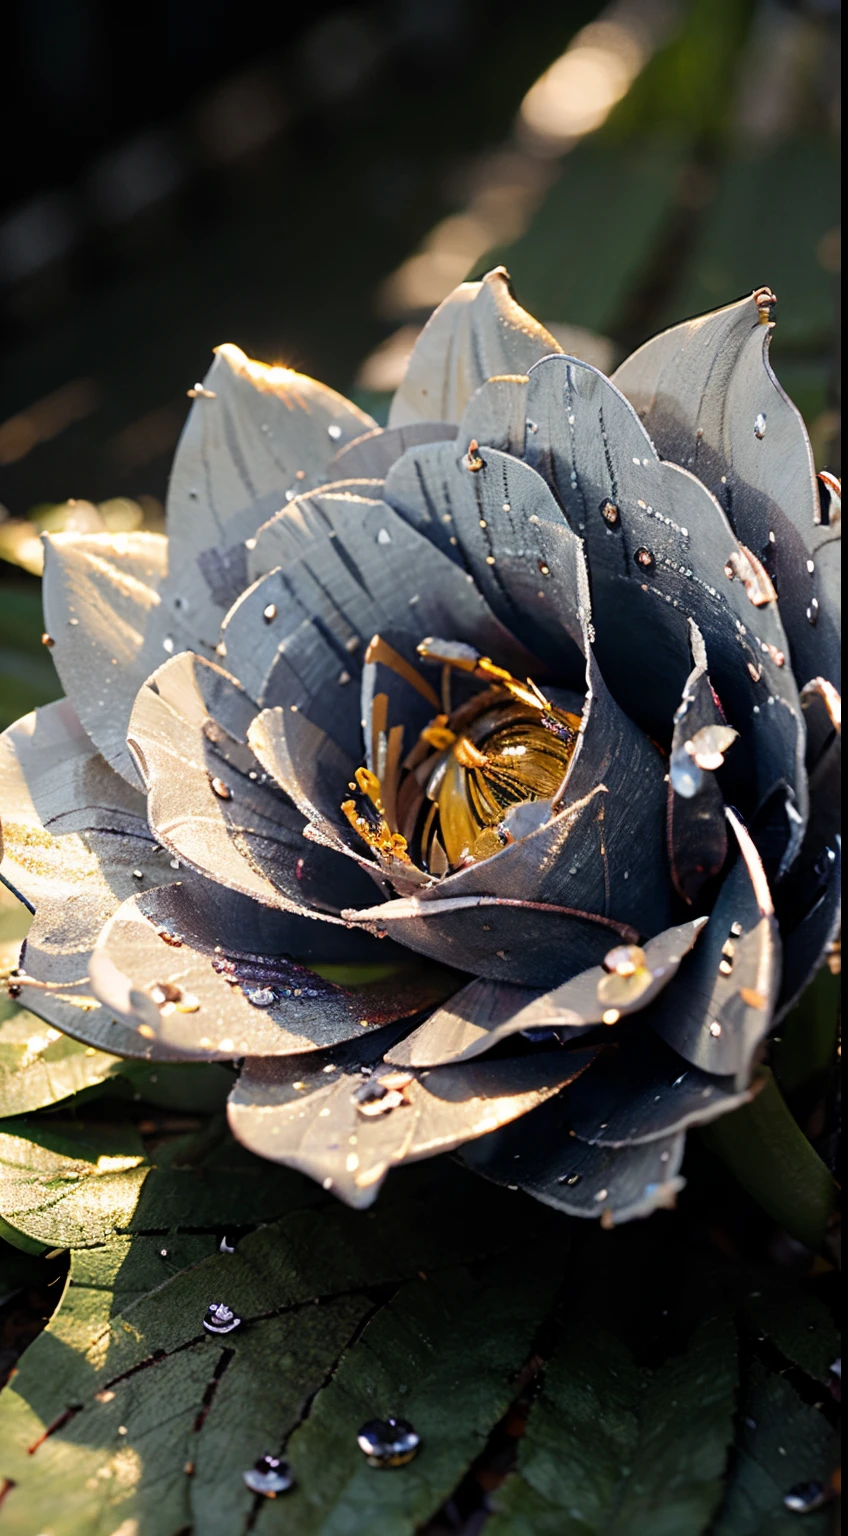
[0, 0, 840, 725]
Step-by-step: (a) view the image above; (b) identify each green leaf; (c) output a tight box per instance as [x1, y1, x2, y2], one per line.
[0, 1008, 126, 1116]
[0, 1162, 564, 1535]
[488, 1315, 738, 1536]
[772, 966, 840, 1094]
[272, 1257, 561, 1535]
[744, 1289, 840, 1389]
[712, 1358, 837, 1535]
[701, 1070, 838, 1251]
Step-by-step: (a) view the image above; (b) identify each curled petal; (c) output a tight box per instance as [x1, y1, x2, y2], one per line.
[228, 1035, 597, 1207]
[127, 651, 376, 915]
[521, 353, 806, 873]
[667, 620, 731, 903]
[165, 343, 375, 647]
[384, 442, 587, 685]
[388, 267, 561, 428]
[650, 809, 780, 1086]
[613, 289, 839, 692]
[0, 699, 182, 1057]
[386, 918, 707, 1067]
[565, 1030, 752, 1146]
[89, 881, 456, 1059]
[462, 1094, 686, 1224]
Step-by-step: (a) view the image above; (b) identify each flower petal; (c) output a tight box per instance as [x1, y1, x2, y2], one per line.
[667, 620, 731, 904]
[227, 1032, 597, 1206]
[325, 421, 457, 480]
[650, 810, 780, 1086]
[0, 699, 181, 1056]
[386, 918, 707, 1067]
[165, 344, 375, 647]
[522, 353, 806, 872]
[388, 267, 561, 428]
[383, 443, 587, 685]
[89, 880, 456, 1059]
[342, 894, 641, 990]
[220, 493, 542, 757]
[41, 532, 201, 789]
[564, 1031, 752, 1146]
[127, 651, 376, 915]
[775, 677, 841, 1016]
[613, 290, 839, 692]
[462, 1095, 686, 1223]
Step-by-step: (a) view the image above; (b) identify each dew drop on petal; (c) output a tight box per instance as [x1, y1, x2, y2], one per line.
[210, 776, 232, 800]
[753, 412, 767, 439]
[327, 423, 343, 440]
[599, 498, 620, 527]
[709, 1021, 723, 1037]
[263, 603, 277, 623]
[162, 636, 175, 654]
[634, 547, 655, 573]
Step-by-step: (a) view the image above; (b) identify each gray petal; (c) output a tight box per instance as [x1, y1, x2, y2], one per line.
[650, 810, 780, 1086]
[127, 651, 375, 915]
[386, 918, 706, 1067]
[221, 494, 542, 758]
[342, 893, 642, 989]
[388, 267, 561, 428]
[383, 441, 587, 686]
[325, 421, 457, 480]
[228, 1036, 597, 1206]
[458, 375, 530, 460]
[247, 484, 386, 584]
[42, 532, 199, 789]
[613, 291, 839, 692]
[522, 353, 806, 872]
[462, 1096, 686, 1224]
[776, 677, 841, 1016]
[0, 699, 185, 1058]
[668, 621, 731, 904]
[564, 1031, 751, 1146]
[89, 880, 457, 1059]
[166, 344, 375, 647]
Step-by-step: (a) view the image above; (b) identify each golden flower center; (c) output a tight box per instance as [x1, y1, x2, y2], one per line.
[340, 639, 582, 876]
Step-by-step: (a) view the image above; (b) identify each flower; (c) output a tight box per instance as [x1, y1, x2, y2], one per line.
[1, 269, 840, 1224]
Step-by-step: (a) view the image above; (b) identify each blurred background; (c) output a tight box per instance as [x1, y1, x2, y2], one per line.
[0, 0, 840, 732]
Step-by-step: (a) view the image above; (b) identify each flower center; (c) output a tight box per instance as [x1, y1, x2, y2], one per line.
[340, 638, 581, 875]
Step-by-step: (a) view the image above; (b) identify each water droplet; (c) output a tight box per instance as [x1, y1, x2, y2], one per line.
[526, 419, 539, 434]
[327, 423, 343, 440]
[243, 1455, 295, 1497]
[263, 603, 277, 623]
[599, 498, 620, 527]
[634, 547, 655, 573]
[594, 1188, 609, 1202]
[558, 1172, 581, 1186]
[783, 1481, 828, 1515]
[68, 617, 79, 626]
[602, 1008, 621, 1025]
[709, 1021, 723, 1037]
[603, 945, 646, 977]
[210, 776, 232, 800]
[41, 632, 55, 647]
[151, 981, 183, 1007]
[806, 598, 819, 625]
[219, 1236, 235, 1253]
[162, 636, 175, 654]
[753, 412, 767, 439]
[538, 560, 550, 575]
[132, 869, 144, 880]
[203, 1302, 241, 1335]
[242, 985, 280, 1008]
[357, 1417, 421, 1467]
[159, 1247, 169, 1258]
[672, 1073, 688, 1087]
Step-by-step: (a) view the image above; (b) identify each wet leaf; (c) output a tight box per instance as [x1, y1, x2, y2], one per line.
[712, 1358, 837, 1535]
[0, 1005, 124, 1116]
[744, 1288, 840, 1389]
[488, 1314, 738, 1536]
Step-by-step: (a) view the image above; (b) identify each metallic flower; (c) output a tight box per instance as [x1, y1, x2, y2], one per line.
[1, 270, 840, 1225]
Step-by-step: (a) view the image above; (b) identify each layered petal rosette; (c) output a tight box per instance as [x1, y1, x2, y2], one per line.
[1, 270, 840, 1224]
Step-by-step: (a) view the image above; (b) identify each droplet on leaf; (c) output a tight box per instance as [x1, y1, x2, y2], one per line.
[243, 1455, 294, 1497]
[203, 1302, 241, 1335]
[356, 1417, 421, 1467]
[783, 1481, 828, 1515]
